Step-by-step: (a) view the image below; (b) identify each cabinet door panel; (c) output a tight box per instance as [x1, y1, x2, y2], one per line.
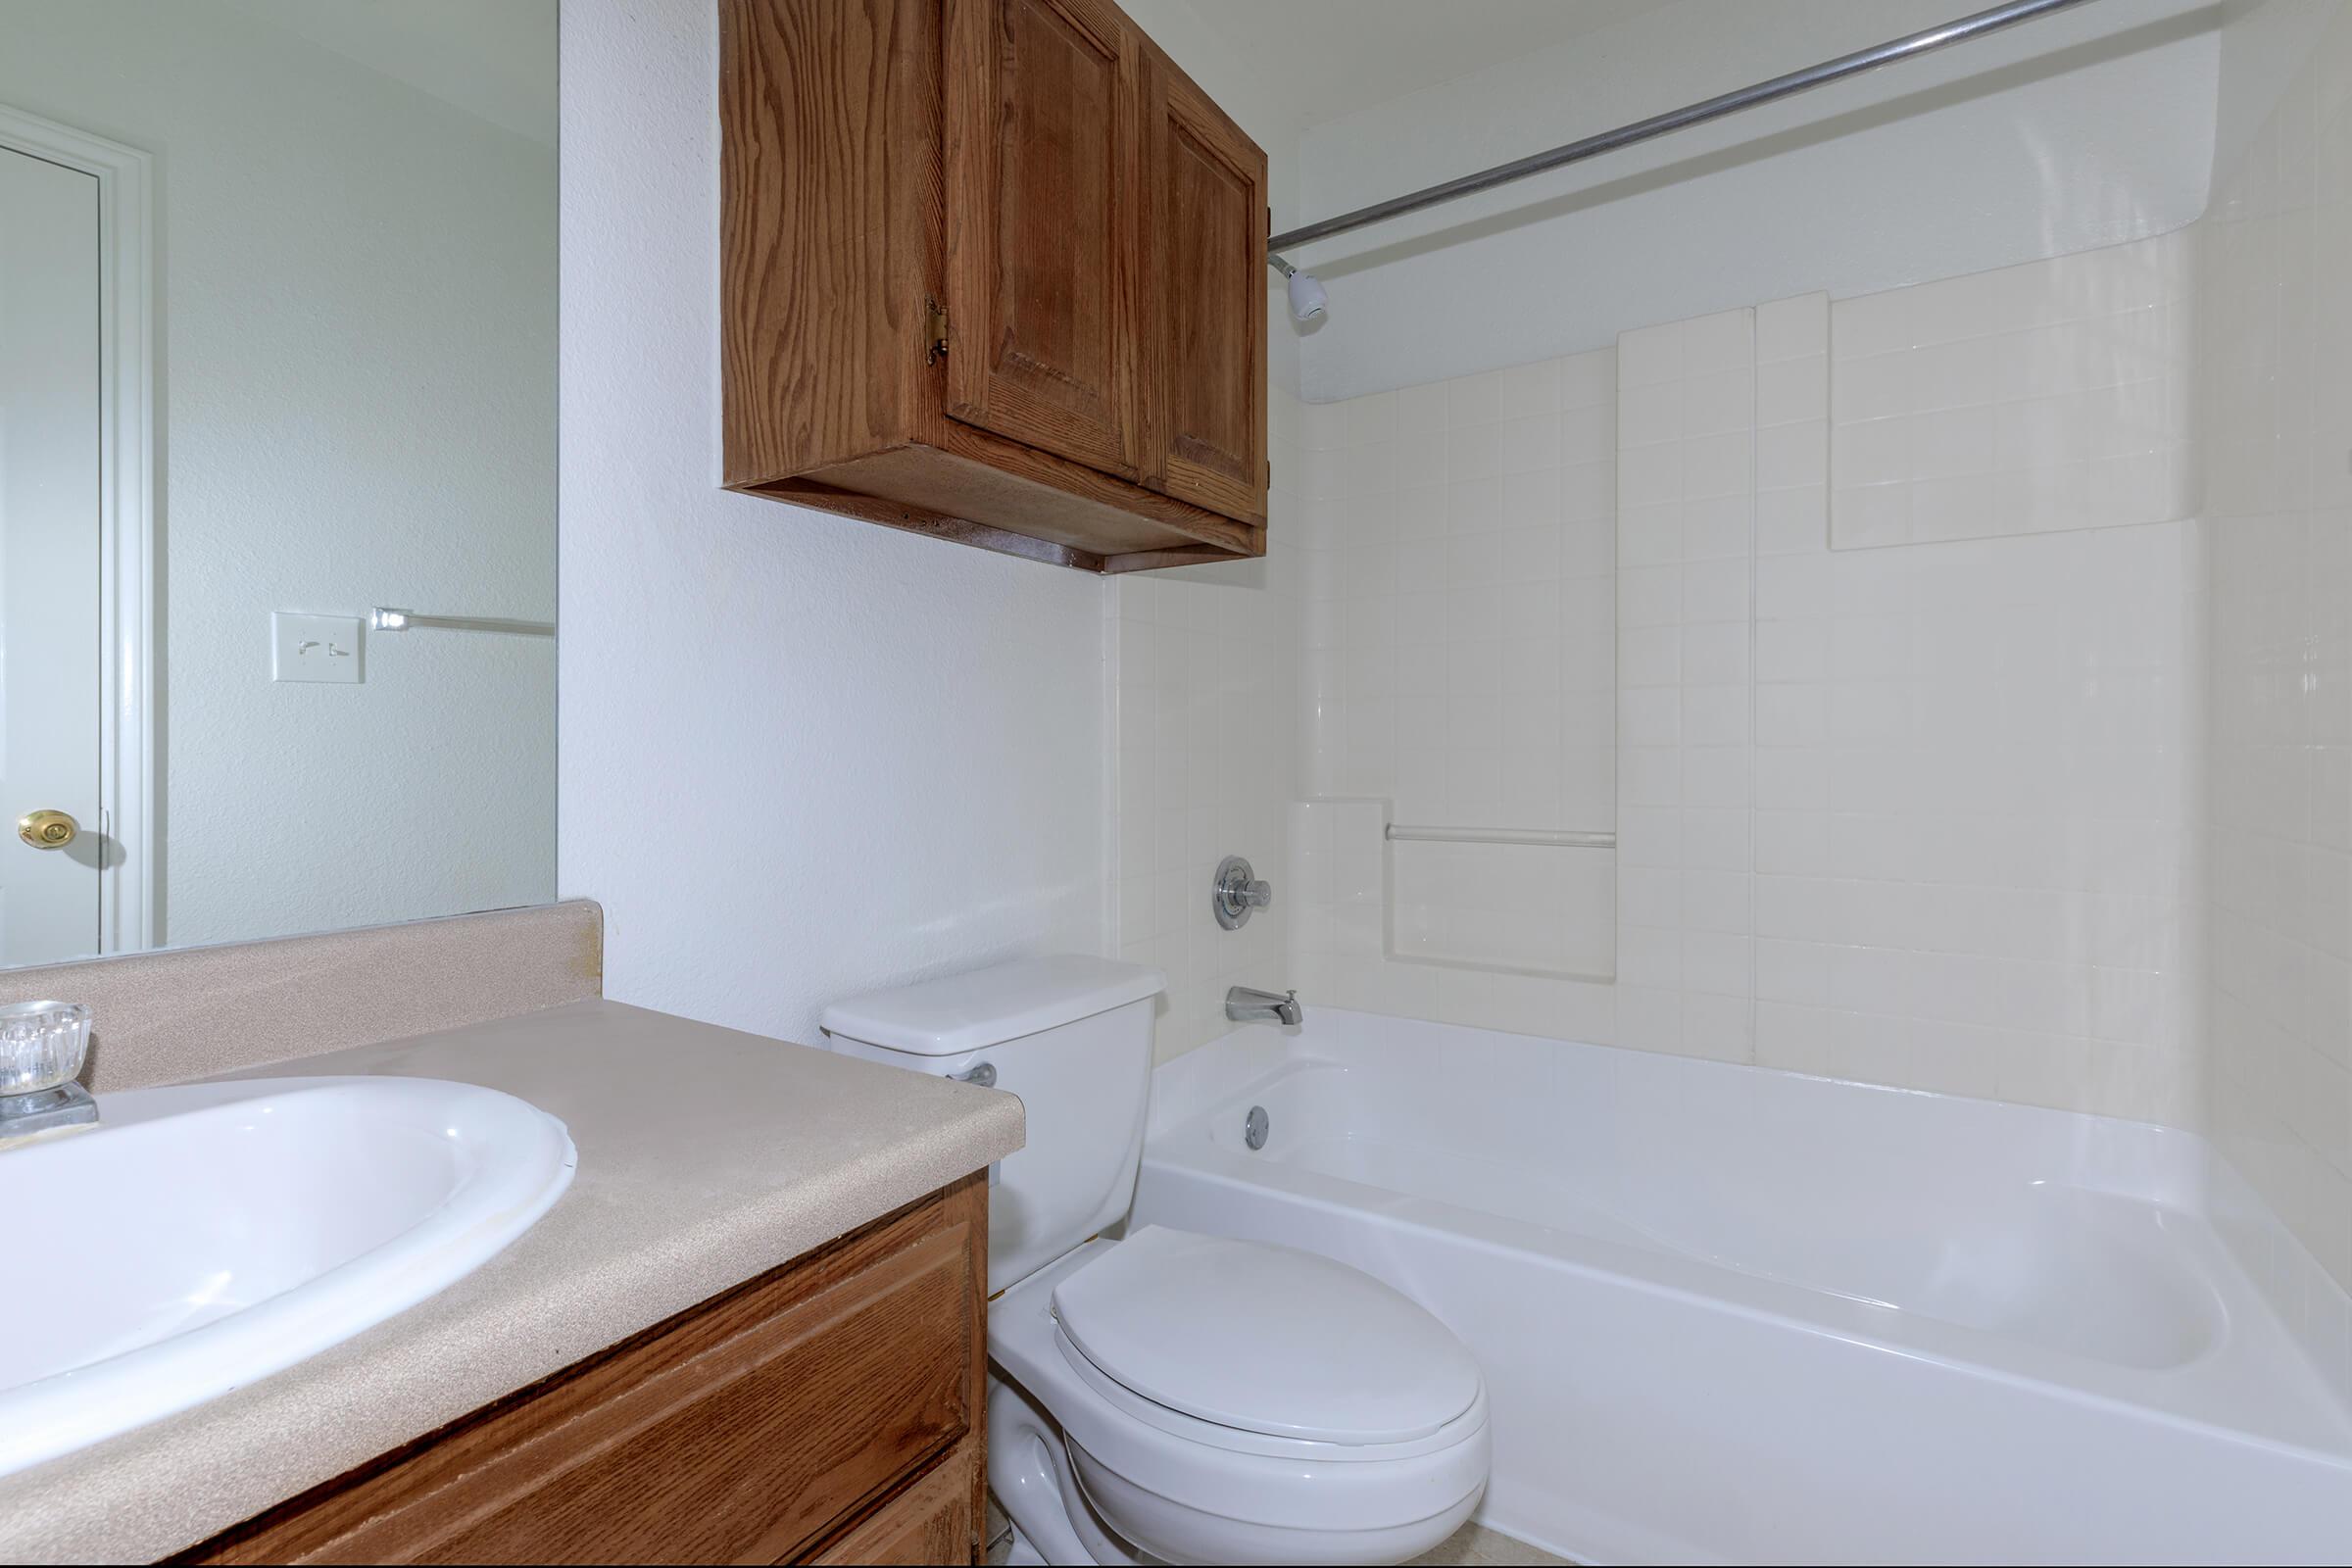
[944, 0, 1142, 480]
[1147, 55, 1265, 524]
[184, 1179, 989, 1567]
[809, 1444, 977, 1564]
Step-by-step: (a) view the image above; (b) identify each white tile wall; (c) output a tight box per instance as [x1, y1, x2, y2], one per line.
[1830, 230, 2198, 549]
[1390, 836, 1613, 979]
[1273, 248, 2203, 1105]
[1754, 290, 2200, 1122]
[1288, 798, 1617, 1041]
[1135, 89, 2338, 1286]
[1110, 386, 1300, 1063]
[2202, 1, 2352, 1399]
[1615, 309, 1758, 1062]
[1300, 351, 1618, 828]
[1292, 347, 1621, 1002]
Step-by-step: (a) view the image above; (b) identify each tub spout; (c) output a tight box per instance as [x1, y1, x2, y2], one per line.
[1226, 985, 1301, 1026]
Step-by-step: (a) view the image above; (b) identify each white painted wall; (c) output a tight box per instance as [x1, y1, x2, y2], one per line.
[0, 0, 557, 951]
[1109, 386, 1303, 1063]
[560, 0, 1110, 1046]
[557, 0, 1304, 1057]
[1286, 0, 2225, 401]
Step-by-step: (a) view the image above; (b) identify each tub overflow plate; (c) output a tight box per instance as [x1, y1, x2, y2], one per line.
[1244, 1104, 1269, 1151]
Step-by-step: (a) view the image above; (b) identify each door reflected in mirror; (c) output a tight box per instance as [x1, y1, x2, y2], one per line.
[0, 0, 557, 966]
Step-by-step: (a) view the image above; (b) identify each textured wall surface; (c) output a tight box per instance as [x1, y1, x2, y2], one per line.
[0, 0, 558, 951]
[557, 0, 1109, 1050]
[1108, 389, 1302, 1064]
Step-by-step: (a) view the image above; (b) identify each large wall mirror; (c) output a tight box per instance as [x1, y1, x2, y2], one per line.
[0, 1, 557, 967]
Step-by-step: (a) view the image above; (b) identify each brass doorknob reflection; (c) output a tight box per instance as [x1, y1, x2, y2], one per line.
[18, 810, 77, 850]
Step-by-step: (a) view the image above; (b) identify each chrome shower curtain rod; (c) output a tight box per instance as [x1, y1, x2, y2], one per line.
[1265, 0, 2098, 264]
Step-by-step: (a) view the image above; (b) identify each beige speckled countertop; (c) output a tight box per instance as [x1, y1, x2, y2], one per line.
[0, 999, 1025, 1564]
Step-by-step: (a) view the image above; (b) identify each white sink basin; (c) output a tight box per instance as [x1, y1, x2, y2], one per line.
[0, 1075, 575, 1477]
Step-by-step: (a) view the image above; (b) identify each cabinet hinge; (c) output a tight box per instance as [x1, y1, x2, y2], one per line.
[924, 297, 949, 365]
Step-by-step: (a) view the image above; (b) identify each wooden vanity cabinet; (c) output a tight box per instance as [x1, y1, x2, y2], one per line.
[182, 1175, 990, 1566]
[720, 0, 1269, 573]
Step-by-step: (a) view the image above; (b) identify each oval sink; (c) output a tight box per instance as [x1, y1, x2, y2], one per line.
[0, 1075, 575, 1477]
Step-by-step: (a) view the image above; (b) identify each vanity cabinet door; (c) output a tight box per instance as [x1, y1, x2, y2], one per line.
[1142, 50, 1267, 526]
[942, 0, 1146, 482]
[809, 1449, 976, 1564]
[184, 1176, 988, 1566]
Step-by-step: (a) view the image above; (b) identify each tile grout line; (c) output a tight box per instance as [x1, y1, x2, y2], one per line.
[1746, 309, 1761, 1064]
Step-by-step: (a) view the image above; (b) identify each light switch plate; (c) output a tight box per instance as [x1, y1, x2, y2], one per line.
[271, 612, 364, 683]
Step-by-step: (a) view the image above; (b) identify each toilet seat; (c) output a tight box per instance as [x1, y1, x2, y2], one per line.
[1049, 1315, 1488, 1464]
[1050, 1225, 1483, 1446]
[990, 1236, 1493, 1561]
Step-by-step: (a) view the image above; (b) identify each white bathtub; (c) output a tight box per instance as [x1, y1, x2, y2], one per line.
[1132, 1008, 2352, 1565]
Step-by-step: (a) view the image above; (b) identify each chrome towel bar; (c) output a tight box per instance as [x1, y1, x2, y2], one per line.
[369, 607, 555, 638]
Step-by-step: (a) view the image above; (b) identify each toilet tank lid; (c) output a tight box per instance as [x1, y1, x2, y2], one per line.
[820, 956, 1165, 1055]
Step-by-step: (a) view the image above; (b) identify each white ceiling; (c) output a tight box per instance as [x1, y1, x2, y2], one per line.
[1183, 0, 1676, 130]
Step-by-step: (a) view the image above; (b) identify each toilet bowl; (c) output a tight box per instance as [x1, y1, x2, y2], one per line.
[988, 1237, 1492, 1565]
[821, 956, 1492, 1565]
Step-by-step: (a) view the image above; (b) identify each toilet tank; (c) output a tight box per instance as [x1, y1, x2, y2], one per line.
[820, 956, 1163, 1293]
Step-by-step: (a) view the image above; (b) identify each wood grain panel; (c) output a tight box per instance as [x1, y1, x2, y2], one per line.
[719, 0, 1266, 570]
[819, 441, 1253, 557]
[1144, 48, 1267, 525]
[1099, 540, 1263, 572]
[809, 1438, 978, 1564]
[187, 1177, 989, 1567]
[751, 474, 1106, 570]
[721, 0, 940, 484]
[943, 0, 1144, 479]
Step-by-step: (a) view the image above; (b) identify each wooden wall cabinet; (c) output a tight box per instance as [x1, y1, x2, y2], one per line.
[184, 1176, 989, 1566]
[721, 0, 1269, 574]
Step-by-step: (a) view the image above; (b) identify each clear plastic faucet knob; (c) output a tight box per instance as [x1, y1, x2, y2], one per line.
[0, 1002, 91, 1097]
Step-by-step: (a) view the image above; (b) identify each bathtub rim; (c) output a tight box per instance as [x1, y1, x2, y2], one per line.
[1141, 1016, 2352, 1469]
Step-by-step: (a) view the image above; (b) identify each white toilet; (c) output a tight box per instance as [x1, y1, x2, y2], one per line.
[822, 956, 1491, 1567]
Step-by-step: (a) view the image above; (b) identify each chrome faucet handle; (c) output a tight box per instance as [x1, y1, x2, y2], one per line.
[1212, 856, 1275, 929]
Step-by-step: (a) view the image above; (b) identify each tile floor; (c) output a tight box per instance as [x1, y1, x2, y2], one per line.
[1406, 1520, 1573, 1566]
